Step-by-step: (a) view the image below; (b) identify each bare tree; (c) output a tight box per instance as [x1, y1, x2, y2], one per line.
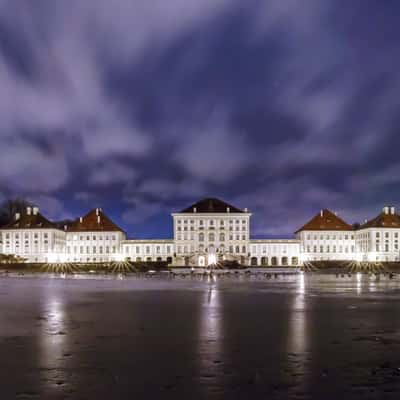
[0, 198, 33, 226]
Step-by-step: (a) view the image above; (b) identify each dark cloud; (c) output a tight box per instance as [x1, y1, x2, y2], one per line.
[1, 0, 400, 236]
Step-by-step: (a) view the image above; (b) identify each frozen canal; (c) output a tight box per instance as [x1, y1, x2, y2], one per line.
[1, 273, 400, 399]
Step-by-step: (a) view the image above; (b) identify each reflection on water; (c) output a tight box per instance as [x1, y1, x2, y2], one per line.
[38, 292, 69, 395]
[356, 272, 362, 295]
[287, 274, 308, 386]
[198, 277, 223, 394]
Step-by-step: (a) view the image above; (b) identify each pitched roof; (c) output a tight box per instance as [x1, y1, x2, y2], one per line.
[360, 208, 400, 229]
[67, 208, 124, 232]
[295, 209, 352, 233]
[180, 198, 245, 214]
[1, 211, 58, 230]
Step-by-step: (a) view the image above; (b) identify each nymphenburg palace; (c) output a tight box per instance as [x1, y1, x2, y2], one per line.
[1, 198, 399, 266]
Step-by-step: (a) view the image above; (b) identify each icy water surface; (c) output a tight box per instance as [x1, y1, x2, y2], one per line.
[1, 273, 400, 399]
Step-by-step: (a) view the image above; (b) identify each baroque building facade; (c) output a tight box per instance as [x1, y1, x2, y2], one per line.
[1, 198, 400, 265]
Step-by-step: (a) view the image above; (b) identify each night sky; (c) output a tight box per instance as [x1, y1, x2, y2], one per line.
[1, 0, 400, 239]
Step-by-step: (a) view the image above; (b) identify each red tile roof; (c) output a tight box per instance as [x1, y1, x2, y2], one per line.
[67, 208, 124, 232]
[295, 209, 352, 233]
[180, 198, 245, 213]
[360, 209, 400, 229]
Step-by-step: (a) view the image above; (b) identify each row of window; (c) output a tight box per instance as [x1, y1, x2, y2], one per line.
[251, 245, 291, 254]
[177, 233, 247, 241]
[177, 245, 247, 254]
[66, 246, 117, 254]
[306, 245, 355, 253]
[124, 245, 172, 254]
[177, 219, 247, 225]
[176, 226, 246, 232]
[69, 235, 117, 241]
[1, 232, 50, 239]
[305, 234, 354, 241]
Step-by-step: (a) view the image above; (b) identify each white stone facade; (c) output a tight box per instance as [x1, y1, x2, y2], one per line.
[296, 230, 355, 262]
[2, 201, 400, 266]
[171, 209, 251, 266]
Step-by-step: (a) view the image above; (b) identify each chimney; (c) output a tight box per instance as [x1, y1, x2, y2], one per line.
[97, 216, 101, 224]
[15, 213, 20, 221]
[33, 207, 39, 215]
[96, 208, 99, 216]
[26, 207, 32, 215]
[383, 206, 389, 215]
[193, 207, 197, 213]
[227, 207, 230, 213]
[79, 217, 83, 223]
[390, 206, 396, 215]
[244, 207, 248, 212]
[64, 225, 67, 231]
[320, 210, 323, 217]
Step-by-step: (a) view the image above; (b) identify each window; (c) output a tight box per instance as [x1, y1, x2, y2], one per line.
[219, 233, 225, 242]
[199, 233, 204, 242]
[209, 233, 215, 241]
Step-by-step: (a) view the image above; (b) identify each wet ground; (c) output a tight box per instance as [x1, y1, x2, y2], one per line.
[1, 273, 400, 399]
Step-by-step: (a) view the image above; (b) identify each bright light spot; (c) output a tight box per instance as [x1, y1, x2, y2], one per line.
[208, 253, 217, 266]
[47, 253, 65, 264]
[114, 253, 125, 262]
[356, 272, 362, 294]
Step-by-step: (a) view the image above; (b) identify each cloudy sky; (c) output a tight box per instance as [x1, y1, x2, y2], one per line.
[1, 0, 400, 238]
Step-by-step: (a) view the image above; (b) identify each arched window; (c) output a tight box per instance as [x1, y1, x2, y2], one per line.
[209, 232, 215, 241]
[219, 233, 225, 242]
[261, 256, 268, 266]
[199, 232, 204, 242]
[235, 246, 240, 253]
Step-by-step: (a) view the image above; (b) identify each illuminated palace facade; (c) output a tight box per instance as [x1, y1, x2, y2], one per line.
[1, 198, 400, 266]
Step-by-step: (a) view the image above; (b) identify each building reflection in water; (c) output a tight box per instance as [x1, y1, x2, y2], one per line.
[356, 272, 362, 295]
[287, 272, 309, 387]
[38, 291, 69, 395]
[198, 275, 223, 394]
